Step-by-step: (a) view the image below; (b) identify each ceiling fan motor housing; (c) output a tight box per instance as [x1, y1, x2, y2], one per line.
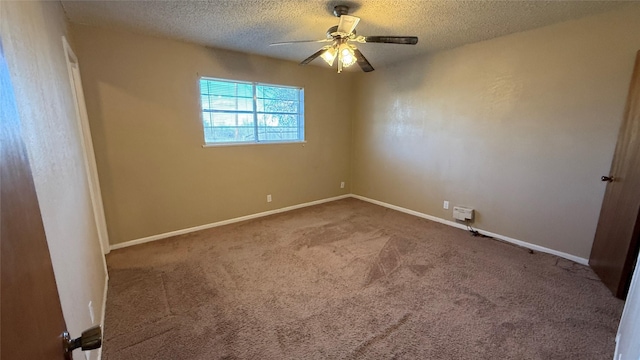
[326, 25, 355, 39]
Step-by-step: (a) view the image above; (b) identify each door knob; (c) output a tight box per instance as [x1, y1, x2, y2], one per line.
[63, 325, 102, 359]
[601, 175, 615, 182]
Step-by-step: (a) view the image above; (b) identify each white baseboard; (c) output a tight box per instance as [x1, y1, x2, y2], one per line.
[110, 194, 351, 251]
[109, 193, 588, 265]
[350, 194, 589, 265]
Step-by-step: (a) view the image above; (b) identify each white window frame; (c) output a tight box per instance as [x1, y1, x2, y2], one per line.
[199, 77, 305, 146]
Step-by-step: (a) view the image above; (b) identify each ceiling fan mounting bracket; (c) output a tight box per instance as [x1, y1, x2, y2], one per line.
[333, 5, 349, 17]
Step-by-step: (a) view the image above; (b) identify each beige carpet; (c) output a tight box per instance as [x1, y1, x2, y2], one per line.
[103, 198, 623, 359]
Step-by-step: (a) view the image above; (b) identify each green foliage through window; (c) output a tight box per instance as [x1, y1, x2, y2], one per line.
[199, 78, 304, 144]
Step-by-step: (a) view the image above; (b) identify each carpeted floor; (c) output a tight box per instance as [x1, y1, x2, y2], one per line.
[103, 198, 623, 359]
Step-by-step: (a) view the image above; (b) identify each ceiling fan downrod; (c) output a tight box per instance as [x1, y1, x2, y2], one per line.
[333, 5, 350, 17]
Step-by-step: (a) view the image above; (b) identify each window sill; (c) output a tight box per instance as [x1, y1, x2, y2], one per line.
[202, 141, 307, 148]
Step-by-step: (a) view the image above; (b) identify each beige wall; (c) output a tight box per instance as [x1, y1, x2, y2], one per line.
[71, 25, 354, 245]
[352, 4, 640, 259]
[0, 1, 107, 358]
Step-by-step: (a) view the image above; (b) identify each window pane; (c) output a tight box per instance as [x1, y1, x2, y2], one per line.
[209, 112, 254, 127]
[202, 112, 212, 128]
[206, 125, 256, 143]
[207, 80, 248, 97]
[256, 114, 299, 141]
[257, 99, 298, 113]
[211, 112, 236, 126]
[201, 95, 211, 110]
[257, 85, 299, 101]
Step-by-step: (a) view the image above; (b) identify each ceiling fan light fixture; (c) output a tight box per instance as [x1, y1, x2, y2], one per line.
[321, 46, 337, 66]
[339, 43, 357, 68]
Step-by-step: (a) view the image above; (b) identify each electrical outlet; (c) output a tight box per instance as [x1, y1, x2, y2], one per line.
[267, 194, 272, 203]
[340, 181, 345, 189]
[443, 201, 449, 210]
[88, 301, 95, 324]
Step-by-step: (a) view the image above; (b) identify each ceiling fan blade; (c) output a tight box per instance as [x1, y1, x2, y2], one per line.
[337, 15, 360, 34]
[270, 39, 332, 46]
[353, 48, 374, 72]
[364, 36, 419, 45]
[300, 48, 327, 65]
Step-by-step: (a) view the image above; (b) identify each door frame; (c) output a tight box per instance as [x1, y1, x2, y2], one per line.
[62, 36, 111, 256]
[620, 209, 640, 296]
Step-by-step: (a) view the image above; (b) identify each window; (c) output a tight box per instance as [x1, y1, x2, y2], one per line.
[199, 77, 304, 145]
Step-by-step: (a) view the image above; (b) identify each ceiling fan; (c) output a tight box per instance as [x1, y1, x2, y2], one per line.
[270, 5, 418, 73]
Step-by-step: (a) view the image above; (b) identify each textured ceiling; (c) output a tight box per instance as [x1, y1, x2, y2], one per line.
[61, 0, 626, 70]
